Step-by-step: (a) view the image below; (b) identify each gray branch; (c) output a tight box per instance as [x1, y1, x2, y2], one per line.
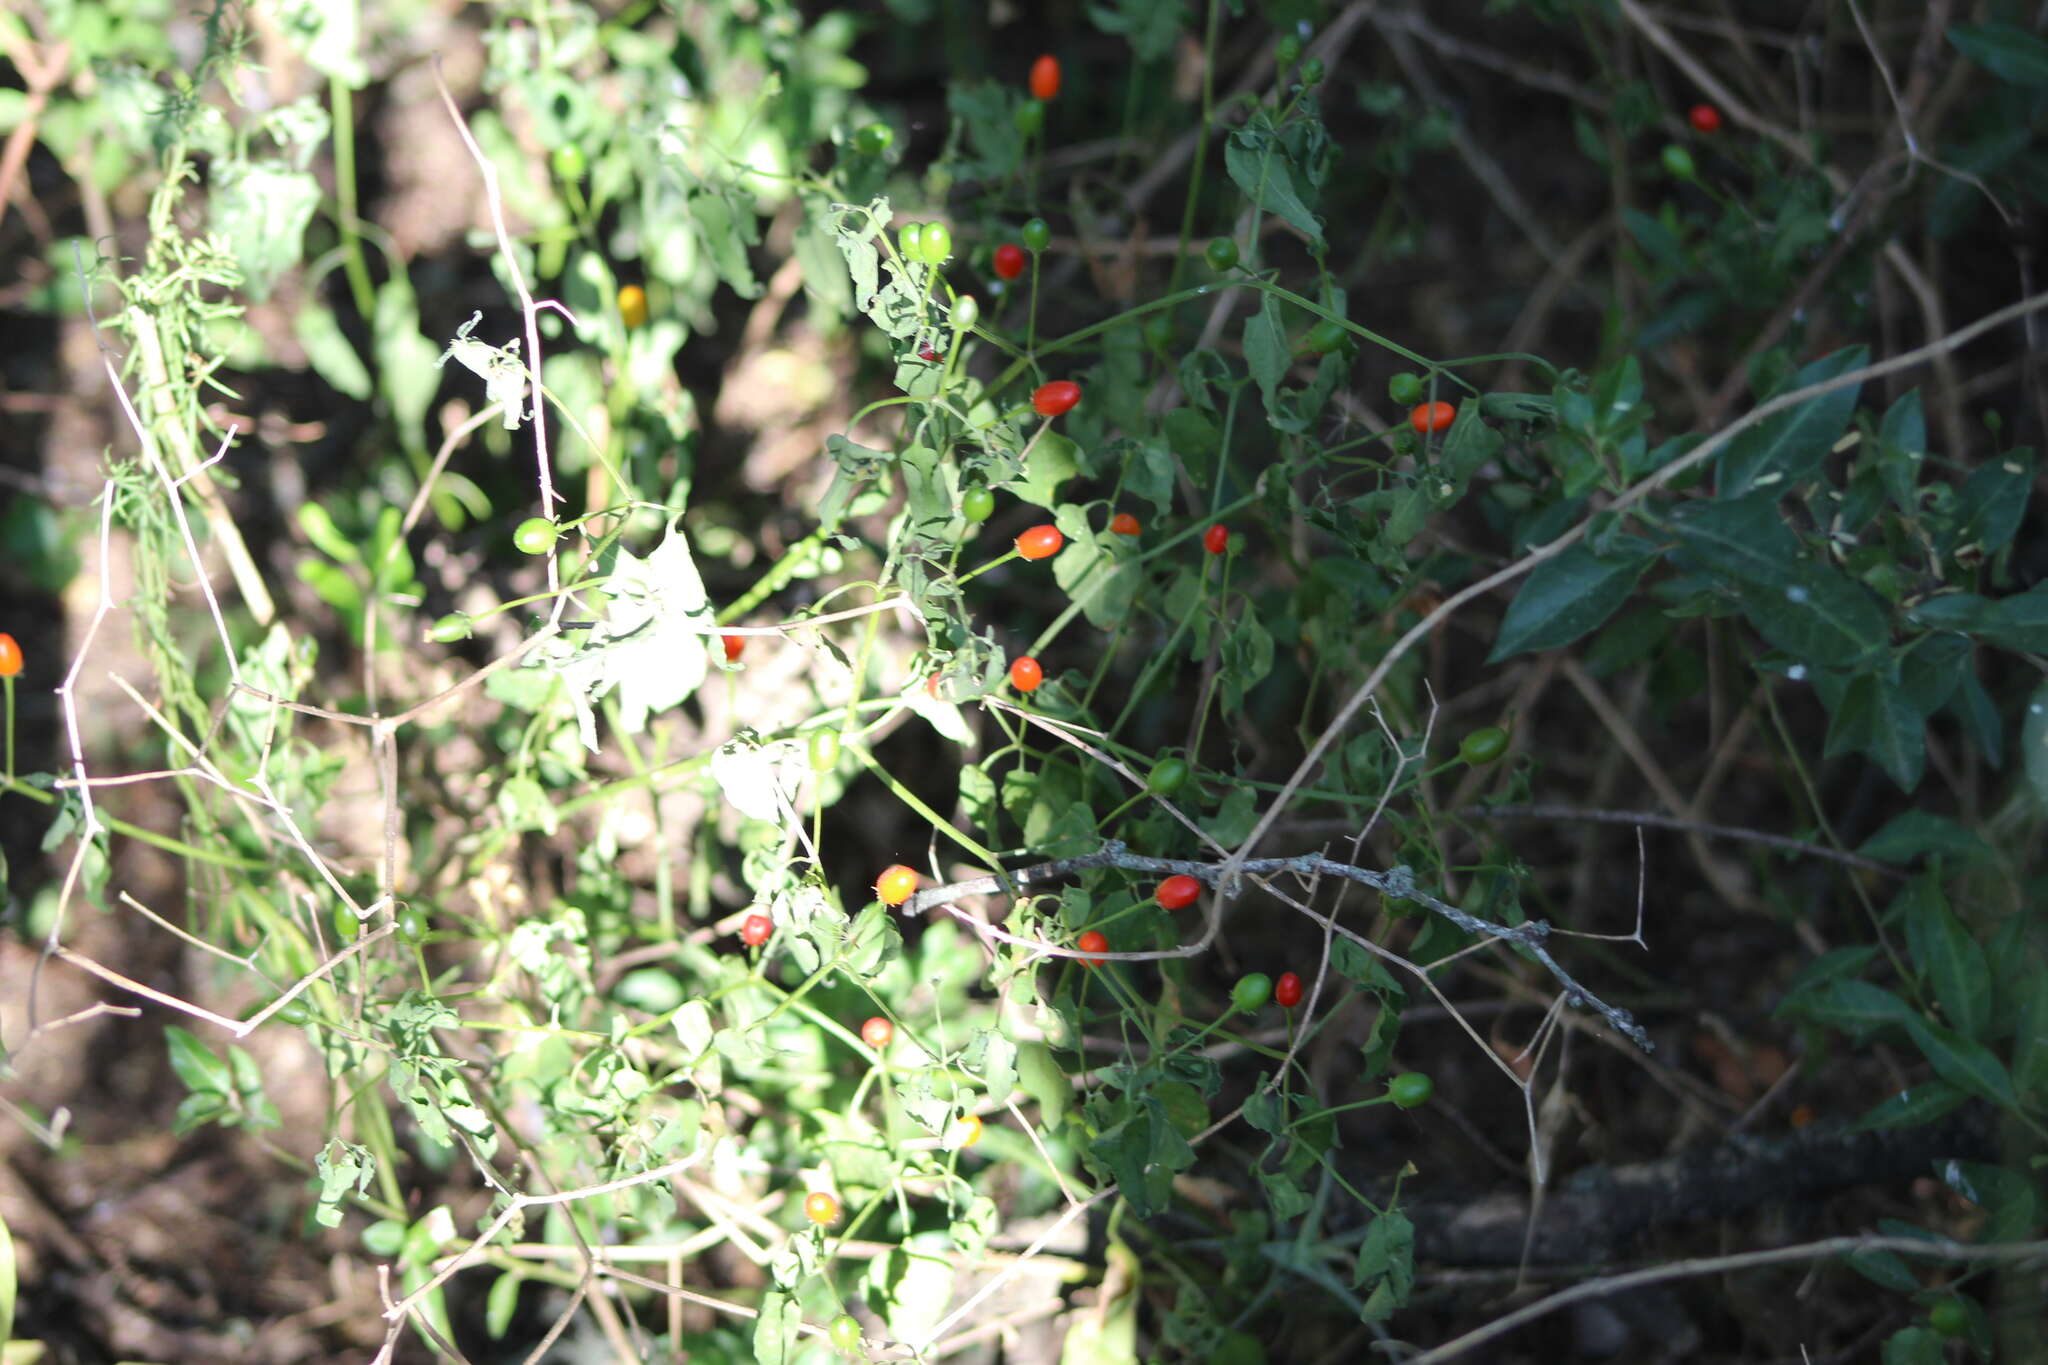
[900, 840, 1654, 1053]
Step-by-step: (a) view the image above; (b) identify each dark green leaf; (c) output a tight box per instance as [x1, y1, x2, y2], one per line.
[1897, 876, 1990, 1040]
[1847, 1081, 1968, 1134]
[1735, 563, 1889, 670]
[1947, 23, 2048, 86]
[1225, 115, 1325, 247]
[2025, 679, 2048, 810]
[1821, 673, 1926, 790]
[1717, 346, 1868, 497]
[1488, 537, 1659, 660]
[1857, 811, 1992, 865]
[1787, 978, 1916, 1041]
[1947, 449, 2034, 558]
[1902, 1014, 2017, 1108]
[1667, 491, 1801, 584]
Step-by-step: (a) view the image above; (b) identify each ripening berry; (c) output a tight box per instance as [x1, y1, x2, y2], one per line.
[875, 864, 919, 906]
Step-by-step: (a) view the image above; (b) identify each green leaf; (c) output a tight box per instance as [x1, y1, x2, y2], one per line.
[1488, 537, 1659, 660]
[294, 302, 371, 400]
[1787, 978, 1916, 1041]
[1224, 114, 1325, 248]
[1847, 1081, 1968, 1134]
[165, 1024, 232, 1095]
[208, 160, 321, 300]
[1014, 431, 1081, 509]
[1902, 1013, 2017, 1108]
[1088, 0, 1187, 60]
[2024, 679, 2048, 810]
[1846, 1246, 1922, 1293]
[751, 1289, 802, 1365]
[1737, 563, 1890, 670]
[1243, 295, 1289, 412]
[1717, 346, 1868, 497]
[1352, 1210, 1415, 1323]
[485, 1270, 521, 1340]
[862, 1239, 957, 1344]
[1896, 877, 1990, 1040]
[1857, 811, 1992, 865]
[0, 1198, 16, 1345]
[1947, 23, 2048, 86]
[1947, 449, 2034, 558]
[1821, 673, 1926, 790]
[1881, 1326, 1946, 1365]
[1667, 491, 1802, 583]
[2013, 972, 2048, 1109]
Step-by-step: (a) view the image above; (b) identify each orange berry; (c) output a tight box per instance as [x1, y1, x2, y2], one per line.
[1409, 401, 1456, 435]
[1076, 929, 1108, 966]
[1015, 524, 1064, 559]
[1110, 512, 1141, 536]
[1029, 54, 1061, 102]
[803, 1190, 840, 1225]
[875, 864, 919, 906]
[721, 633, 744, 663]
[861, 1016, 893, 1049]
[1009, 656, 1044, 692]
[0, 633, 20, 678]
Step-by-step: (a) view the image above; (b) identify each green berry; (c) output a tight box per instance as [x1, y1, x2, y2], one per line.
[953, 294, 979, 331]
[397, 908, 430, 945]
[828, 1314, 862, 1352]
[961, 486, 995, 522]
[1146, 757, 1190, 796]
[1388, 372, 1425, 406]
[1661, 144, 1697, 180]
[1231, 972, 1273, 1013]
[1013, 99, 1045, 137]
[1388, 1072, 1433, 1109]
[551, 144, 586, 181]
[1304, 319, 1347, 354]
[513, 517, 558, 555]
[1458, 726, 1509, 765]
[808, 727, 842, 773]
[853, 122, 893, 156]
[426, 613, 473, 643]
[1021, 217, 1052, 253]
[919, 222, 952, 265]
[899, 222, 924, 260]
[1204, 237, 1239, 272]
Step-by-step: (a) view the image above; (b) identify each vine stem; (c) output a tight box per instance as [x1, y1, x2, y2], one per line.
[1220, 287, 2048, 927]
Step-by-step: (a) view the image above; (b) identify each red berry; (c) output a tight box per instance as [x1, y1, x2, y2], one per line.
[1154, 874, 1201, 910]
[875, 864, 919, 906]
[803, 1190, 840, 1225]
[1688, 102, 1722, 133]
[1409, 401, 1456, 435]
[1203, 524, 1229, 556]
[918, 343, 942, 363]
[861, 1016, 893, 1048]
[1029, 54, 1061, 102]
[1110, 512, 1141, 536]
[1009, 656, 1044, 692]
[993, 243, 1027, 280]
[1076, 929, 1109, 966]
[741, 913, 773, 946]
[1031, 381, 1081, 417]
[0, 633, 20, 678]
[1015, 524, 1064, 560]
[721, 633, 745, 663]
[926, 672, 944, 699]
[1275, 971, 1303, 1009]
